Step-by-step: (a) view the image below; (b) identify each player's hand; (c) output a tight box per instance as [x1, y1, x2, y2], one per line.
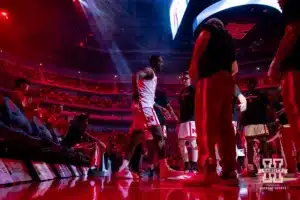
[132, 103, 140, 112]
[173, 116, 179, 123]
[268, 60, 281, 82]
[238, 96, 247, 112]
[161, 107, 171, 120]
[99, 141, 107, 150]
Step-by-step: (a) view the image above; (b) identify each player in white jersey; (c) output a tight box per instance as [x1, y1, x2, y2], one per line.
[117, 55, 184, 179]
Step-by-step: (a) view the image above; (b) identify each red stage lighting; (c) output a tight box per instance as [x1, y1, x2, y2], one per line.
[0, 11, 8, 20]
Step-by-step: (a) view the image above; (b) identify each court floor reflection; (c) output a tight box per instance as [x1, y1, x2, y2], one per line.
[1, 176, 300, 200]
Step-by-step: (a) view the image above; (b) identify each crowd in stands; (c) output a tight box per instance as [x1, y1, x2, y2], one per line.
[43, 90, 132, 109]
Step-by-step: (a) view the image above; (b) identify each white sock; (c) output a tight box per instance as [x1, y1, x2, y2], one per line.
[191, 150, 198, 163]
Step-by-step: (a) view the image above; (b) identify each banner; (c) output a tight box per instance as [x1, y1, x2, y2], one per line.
[31, 162, 56, 181]
[69, 165, 81, 177]
[54, 164, 72, 178]
[0, 159, 13, 185]
[2, 159, 32, 183]
[81, 166, 89, 176]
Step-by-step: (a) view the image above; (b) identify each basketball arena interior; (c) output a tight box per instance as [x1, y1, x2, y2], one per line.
[0, 0, 300, 199]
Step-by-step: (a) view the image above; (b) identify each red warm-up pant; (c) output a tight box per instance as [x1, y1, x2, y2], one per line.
[281, 71, 300, 172]
[195, 71, 236, 173]
[73, 142, 103, 168]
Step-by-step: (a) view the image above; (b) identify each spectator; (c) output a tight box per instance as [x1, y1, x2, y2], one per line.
[10, 78, 31, 113]
[62, 113, 106, 174]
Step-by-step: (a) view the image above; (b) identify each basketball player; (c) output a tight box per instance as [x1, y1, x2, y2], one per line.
[117, 55, 183, 179]
[233, 84, 247, 174]
[186, 18, 238, 185]
[145, 88, 177, 177]
[130, 89, 177, 178]
[177, 71, 198, 174]
[268, 0, 300, 174]
[242, 79, 270, 177]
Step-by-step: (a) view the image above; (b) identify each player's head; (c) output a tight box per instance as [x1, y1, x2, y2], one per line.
[15, 78, 31, 91]
[57, 104, 64, 113]
[149, 55, 163, 72]
[78, 113, 89, 129]
[181, 71, 191, 87]
[205, 18, 225, 31]
[247, 78, 257, 92]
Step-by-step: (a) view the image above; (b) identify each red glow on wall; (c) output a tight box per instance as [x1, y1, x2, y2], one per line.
[0, 11, 8, 20]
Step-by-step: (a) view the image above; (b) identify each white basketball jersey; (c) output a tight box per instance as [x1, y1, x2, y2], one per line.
[137, 70, 157, 108]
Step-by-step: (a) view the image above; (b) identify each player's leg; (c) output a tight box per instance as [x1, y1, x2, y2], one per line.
[185, 74, 223, 185]
[281, 71, 300, 173]
[190, 137, 199, 173]
[178, 122, 190, 173]
[122, 105, 145, 167]
[178, 138, 189, 173]
[143, 107, 184, 178]
[218, 79, 237, 179]
[119, 129, 143, 171]
[129, 143, 143, 173]
[187, 121, 198, 173]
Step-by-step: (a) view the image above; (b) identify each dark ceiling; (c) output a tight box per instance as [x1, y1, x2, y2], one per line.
[0, 0, 284, 75]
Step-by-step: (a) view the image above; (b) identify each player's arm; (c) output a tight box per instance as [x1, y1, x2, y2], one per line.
[189, 30, 211, 83]
[161, 92, 177, 120]
[232, 61, 239, 76]
[166, 104, 178, 121]
[229, 37, 238, 76]
[154, 103, 167, 113]
[136, 67, 155, 80]
[235, 85, 247, 112]
[271, 21, 300, 67]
